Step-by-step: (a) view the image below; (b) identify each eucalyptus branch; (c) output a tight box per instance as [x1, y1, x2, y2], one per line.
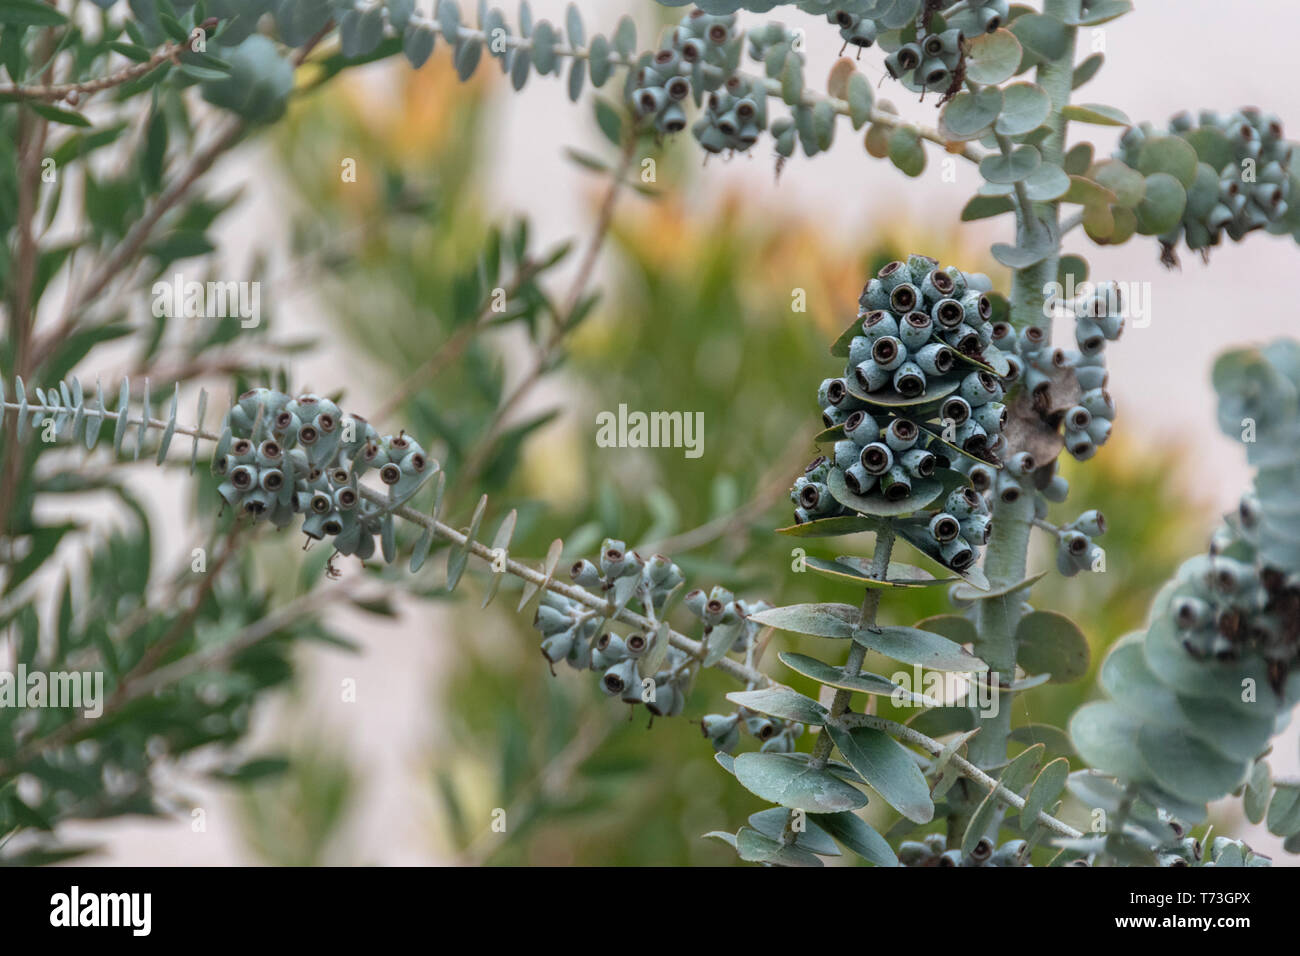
[0, 30, 208, 103]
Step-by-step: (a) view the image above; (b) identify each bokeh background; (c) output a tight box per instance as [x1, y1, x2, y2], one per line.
[56, 0, 1300, 864]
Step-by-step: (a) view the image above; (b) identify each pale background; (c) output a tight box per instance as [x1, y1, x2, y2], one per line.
[50, 0, 1300, 864]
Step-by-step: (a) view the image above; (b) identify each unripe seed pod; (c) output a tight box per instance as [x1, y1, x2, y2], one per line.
[871, 335, 906, 372]
[945, 486, 984, 520]
[899, 311, 934, 351]
[860, 441, 894, 476]
[885, 418, 920, 452]
[823, 405, 847, 427]
[1064, 429, 1097, 460]
[879, 465, 912, 502]
[898, 841, 932, 866]
[684, 588, 707, 617]
[860, 310, 900, 344]
[885, 43, 922, 78]
[860, 279, 891, 312]
[909, 257, 939, 286]
[592, 632, 628, 668]
[921, 268, 956, 303]
[900, 447, 936, 478]
[848, 335, 874, 368]
[1209, 557, 1258, 596]
[1075, 366, 1108, 391]
[915, 342, 955, 376]
[798, 480, 837, 517]
[1086, 417, 1112, 445]
[918, 58, 948, 88]
[929, 512, 961, 543]
[994, 470, 1023, 503]
[1043, 474, 1069, 502]
[876, 260, 910, 292]
[961, 371, 1003, 407]
[1069, 509, 1106, 537]
[940, 536, 975, 570]
[992, 839, 1029, 867]
[1018, 324, 1047, 356]
[602, 658, 640, 696]
[843, 462, 877, 496]
[961, 513, 993, 545]
[953, 419, 988, 453]
[599, 539, 632, 578]
[1080, 388, 1115, 419]
[941, 395, 972, 426]
[571, 559, 602, 588]
[834, 439, 861, 472]
[943, 323, 980, 355]
[966, 462, 996, 493]
[961, 291, 993, 325]
[890, 282, 920, 314]
[843, 409, 880, 445]
[972, 401, 1007, 435]
[1075, 317, 1106, 356]
[540, 627, 577, 664]
[893, 358, 928, 398]
[1007, 451, 1036, 477]
[854, 359, 892, 392]
[535, 604, 571, 635]
[932, 297, 967, 330]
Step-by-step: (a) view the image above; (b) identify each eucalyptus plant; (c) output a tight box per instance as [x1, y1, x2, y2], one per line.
[3, 0, 1300, 867]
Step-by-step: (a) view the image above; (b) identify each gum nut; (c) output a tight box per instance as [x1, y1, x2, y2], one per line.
[967, 463, 996, 494]
[1075, 317, 1105, 356]
[860, 441, 894, 476]
[915, 342, 955, 377]
[571, 559, 602, 588]
[889, 282, 920, 315]
[929, 511, 961, 543]
[591, 632, 628, 668]
[900, 447, 936, 478]
[843, 462, 876, 497]
[684, 588, 707, 617]
[900, 311, 934, 350]
[893, 361, 927, 398]
[603, 658, 641, 697]
[961, 291, 993, 325]
[939, 536, 974, 571]
[899, 841, 931, 866]
[854, 359, 892, 392]
[861, 278, 891, 312]
[823, 405, 847, 428]
[745, 716, 779, 741]
[877, 260, 910, 291]
[1064, 429, 1096, 460]
[953, 419, 989, 453]
[1069, 509, 1106, 537]
[1075, 366, 1108, 391]
[534, 604, 571, 635]
[861, 310, 900, 343]
[540, 627, 577, 664]
[932, 296, 966, 330]
[885, 417, 920, 452]
[943, 323, 980, 356]
[994, 470, 1022, 504]
[972, 401, 1006, 435]
[1018, 324, 1047, 355]
[1086, 416, 1112, 445]
[960, 513, 992, 545]
[701, 712, 740, 739]
[906, 254, 939, 284]
[941, 395, 972, 425]
[849, 335, 875, 368]
[878, 464, 912, 502]
[945, 486, 983, 520]
[835, 439, 862, 471]
[1007, 451, 1036, 476]
[1034, 493, 1049, 520]
[599, 540, 630, 578]
[920, 268, 956, 303]
[959, 370, 1002, 407]
[1080, 388, 1115, 419]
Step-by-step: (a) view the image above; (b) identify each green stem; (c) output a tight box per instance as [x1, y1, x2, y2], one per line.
[952, 0, 1081, 847]
[782, 524, 895, 845]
